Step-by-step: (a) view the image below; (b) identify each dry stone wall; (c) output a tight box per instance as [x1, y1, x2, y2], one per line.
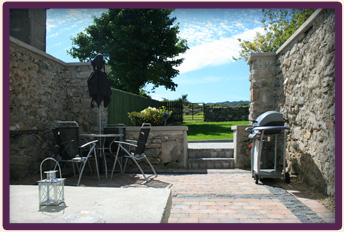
[204, 106, 249, 122]
[247, 9, 336, 196]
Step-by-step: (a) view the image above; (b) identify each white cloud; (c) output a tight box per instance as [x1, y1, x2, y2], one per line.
[46, 32, 59, 39]
[177, 26, 264, 74]
[46, 21, 56, 32]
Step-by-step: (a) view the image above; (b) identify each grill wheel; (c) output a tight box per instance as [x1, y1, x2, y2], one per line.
[285, 172, 290, 183]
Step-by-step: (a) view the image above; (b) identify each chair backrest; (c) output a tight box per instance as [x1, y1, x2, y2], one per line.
[52, 121, 80, 160]
[135, 123, 151, 155]
[103, 124, 126, 151]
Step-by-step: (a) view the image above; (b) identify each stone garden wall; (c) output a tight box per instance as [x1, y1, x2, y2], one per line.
[204, 106, 249, 122]
[125, 126, 188, 169]
[231, 125, 251, 169]
[247, 9, 336, 196]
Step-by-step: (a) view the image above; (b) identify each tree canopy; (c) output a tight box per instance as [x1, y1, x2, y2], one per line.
[234, 9, 316, 61]
[68, 9, 188, 95]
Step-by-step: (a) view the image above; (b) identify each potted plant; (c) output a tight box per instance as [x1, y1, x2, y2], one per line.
[128, 106, 172, 126]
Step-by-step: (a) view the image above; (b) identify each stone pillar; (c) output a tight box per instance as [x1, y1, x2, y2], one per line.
[231, 125, 251, 169]
[247, 52, 277, 121]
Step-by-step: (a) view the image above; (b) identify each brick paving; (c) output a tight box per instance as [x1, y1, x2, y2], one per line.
[36, 168, 336, 224]
[155, 170, 335, 224]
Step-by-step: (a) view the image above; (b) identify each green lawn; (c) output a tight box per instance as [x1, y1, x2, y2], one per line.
[180, 120, 249, 141]
[183, 114, 204, 122]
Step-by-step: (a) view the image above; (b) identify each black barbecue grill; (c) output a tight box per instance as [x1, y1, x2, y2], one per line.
[246, 111, 290, 184]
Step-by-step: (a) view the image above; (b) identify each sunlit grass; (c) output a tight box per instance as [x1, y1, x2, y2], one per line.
[179, 120, 249, 141]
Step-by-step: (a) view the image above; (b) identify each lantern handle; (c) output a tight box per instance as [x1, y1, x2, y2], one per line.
[40, 158, 63, 180]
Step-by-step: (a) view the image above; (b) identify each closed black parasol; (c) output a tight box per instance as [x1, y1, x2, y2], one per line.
[88, 54, 112, 108]
[87, 54, 112, 132]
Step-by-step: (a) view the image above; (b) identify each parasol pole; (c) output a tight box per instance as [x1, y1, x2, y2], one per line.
[98, 105, 102, 134]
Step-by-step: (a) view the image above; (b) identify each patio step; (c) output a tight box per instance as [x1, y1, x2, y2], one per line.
[188, 141, 235, 169]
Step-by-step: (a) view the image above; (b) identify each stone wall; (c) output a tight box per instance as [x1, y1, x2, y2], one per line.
[204, 106, 249, 122]
[125, 126, 189, 170]
[231, 125, 251, 169]
[9, 36, 188, 179]
[247, 9, 336, 196]
[9, 36, 107, 179]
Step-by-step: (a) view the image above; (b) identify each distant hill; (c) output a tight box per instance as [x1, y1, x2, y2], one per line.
[206, 100, 249, 107]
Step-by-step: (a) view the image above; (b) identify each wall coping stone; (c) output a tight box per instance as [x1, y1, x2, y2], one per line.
[247, 52, 276, 64]
[10, 36, 91, 67]
[247, 9, 324, 64]
[276, 9, 324, 55]
[126, 126, 188, 132]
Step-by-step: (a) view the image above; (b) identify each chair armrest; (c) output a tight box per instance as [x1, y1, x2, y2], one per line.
[115, 140, 137, 148]
[80, 140, 98, 148]
[126, 139, 137, 144]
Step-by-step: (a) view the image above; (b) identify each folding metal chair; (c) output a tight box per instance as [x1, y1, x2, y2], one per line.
[110, 123, 157, 181]
[103, 123, 126, 175]
[52, 121, 100, 186]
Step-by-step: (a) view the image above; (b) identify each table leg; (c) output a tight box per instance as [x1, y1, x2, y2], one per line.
[101, 137, 108, 179]
[97, 137, 108, 179]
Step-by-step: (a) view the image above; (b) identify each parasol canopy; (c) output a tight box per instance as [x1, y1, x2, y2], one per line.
[87, 54, 112, 108]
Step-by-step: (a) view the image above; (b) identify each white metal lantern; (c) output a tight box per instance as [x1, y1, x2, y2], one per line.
[38, 158, 65, 211]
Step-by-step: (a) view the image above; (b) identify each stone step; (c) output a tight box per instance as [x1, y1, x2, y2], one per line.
[187, 141, 235, 169]
[188, 148, 234, 159]
[188, 158, 235, 169]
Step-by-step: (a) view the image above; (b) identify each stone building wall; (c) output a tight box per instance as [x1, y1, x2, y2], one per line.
[204, 106, 249, 122]
[9, 36, 107, 179]
[247, 9, 336, 196]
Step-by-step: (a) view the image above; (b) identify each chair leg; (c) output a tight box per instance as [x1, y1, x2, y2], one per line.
[72, 163, 78, 178]
[77, 161, 87, 186]
[122, 158, 129, 174]
[110, 154, 119, 180]
[130, 158, 147, 180]
[118, 157, 123, 173]
[93, 150, 100, 181]
[87, 160, 93, 173]
[110, 146, 123, 180]
[144, 155, 157, 176]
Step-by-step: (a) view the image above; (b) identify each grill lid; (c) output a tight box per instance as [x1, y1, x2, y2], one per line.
[253, 111, 284, 127]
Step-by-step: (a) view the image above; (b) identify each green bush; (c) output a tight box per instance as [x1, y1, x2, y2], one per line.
[128, 106, 172, 126]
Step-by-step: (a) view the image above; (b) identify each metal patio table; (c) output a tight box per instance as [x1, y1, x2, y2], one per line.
[80, 133, 123, 179]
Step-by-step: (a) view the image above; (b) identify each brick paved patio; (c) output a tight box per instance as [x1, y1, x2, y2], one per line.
[56, 169, 336, 225]
[12, 169, 335, 227]
[156, 170, 335, 224]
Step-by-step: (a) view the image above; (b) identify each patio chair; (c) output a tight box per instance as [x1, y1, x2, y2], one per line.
[103, 123, 126, 174]
[52, 121, 100, 186]
[110, 123, 157, 181]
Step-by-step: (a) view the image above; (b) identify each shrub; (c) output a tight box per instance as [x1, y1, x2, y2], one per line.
[128, 106, 172, 126]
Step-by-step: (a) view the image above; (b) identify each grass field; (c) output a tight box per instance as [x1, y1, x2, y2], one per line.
[180, 118, 249, 141]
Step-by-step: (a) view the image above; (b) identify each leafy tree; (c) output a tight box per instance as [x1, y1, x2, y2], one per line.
[234, 9, 316, 61]
[68, 9, 188, 95]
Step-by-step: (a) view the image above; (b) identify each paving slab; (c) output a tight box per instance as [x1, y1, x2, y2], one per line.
[10, 185, 172, 223]
[188, 141, 234, 149]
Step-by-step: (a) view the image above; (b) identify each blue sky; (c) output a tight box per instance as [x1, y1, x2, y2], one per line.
[46, 8, 265, 103]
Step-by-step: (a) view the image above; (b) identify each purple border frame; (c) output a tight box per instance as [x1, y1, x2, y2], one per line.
[2, 1, 342, 230]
